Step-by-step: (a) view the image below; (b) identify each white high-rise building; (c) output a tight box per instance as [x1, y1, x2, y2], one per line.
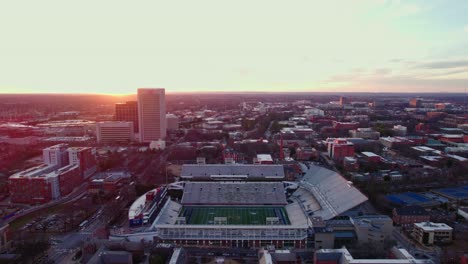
[43, 144, 69, 167]
[138, 88, 166, 143]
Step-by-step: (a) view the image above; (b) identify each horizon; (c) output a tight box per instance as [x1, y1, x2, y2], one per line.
[0, 90, 467, 96]
[1, 0, 468, 94]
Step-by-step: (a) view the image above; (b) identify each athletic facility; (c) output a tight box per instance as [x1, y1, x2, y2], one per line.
[112, 164, 368, 249]
[433, 185, 468, 203]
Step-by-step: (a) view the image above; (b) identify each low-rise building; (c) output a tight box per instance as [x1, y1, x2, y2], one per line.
[96, 121, 134, 144]
[351, 215, 393, 248]
[327, 138, 355, 163]
[296, 147, 318, 161]
[349, 128, 380, 140]
[360, 151, 382, 163]
[255, 154, 274, 164]
[166, 113, 179, 130]
[413, 222, 453, 245]
[393, 206, 430, 228]
[393, 125, 407, 136]
[314, 246, 433, 264]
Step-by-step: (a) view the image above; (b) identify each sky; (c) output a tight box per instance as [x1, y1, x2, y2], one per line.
[0, 0, 468, 94]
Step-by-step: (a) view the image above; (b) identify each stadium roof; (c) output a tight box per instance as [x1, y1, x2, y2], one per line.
[180, 164, 285, 180]
[300, 164, 368, 220]
[181, 182, 287, 205]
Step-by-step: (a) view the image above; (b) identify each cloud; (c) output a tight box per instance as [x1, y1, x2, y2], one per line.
[464, 25, 468, 33]
[417, 60, 468, 69]
[374, 68, 392, 75]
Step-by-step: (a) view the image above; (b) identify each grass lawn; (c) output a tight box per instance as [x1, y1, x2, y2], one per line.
[179, 206, 290, 225]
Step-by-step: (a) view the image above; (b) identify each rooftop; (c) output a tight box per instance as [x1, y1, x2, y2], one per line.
[180, 164, 285, 180]
[414, 222, 453, 231]
[395, 206, 428, 216]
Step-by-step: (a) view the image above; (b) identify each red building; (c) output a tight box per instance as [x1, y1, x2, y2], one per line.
[68, 147, 97, 179]
[327, 138, 355, 163]
[57, 164, 81, 196]
[115, 101, 139, 132]
[461, 254, 468, 264]
[9, 164, 57, 204]
[361, 152, 382, 163]
[9, 164, 81, 204]
[88, 171, 131, 195]
[439, 134, 464, 143]
[393, 206, 430, 228]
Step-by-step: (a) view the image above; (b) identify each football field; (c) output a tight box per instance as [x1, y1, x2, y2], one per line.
[179, 206, 290, 225]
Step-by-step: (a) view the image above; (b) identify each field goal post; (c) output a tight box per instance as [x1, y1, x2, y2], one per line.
[266, 217, 280, 225]
[175, 217, 186, 225]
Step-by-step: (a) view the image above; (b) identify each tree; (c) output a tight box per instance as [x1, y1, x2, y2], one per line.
[270, 121, 281, 134]
[289, 147, 297, 158]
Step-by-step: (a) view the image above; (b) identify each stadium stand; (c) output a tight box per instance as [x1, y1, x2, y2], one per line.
[181, 182, 287, 205]
[180, 164, 285, 181]
[300, 165, 367, 220]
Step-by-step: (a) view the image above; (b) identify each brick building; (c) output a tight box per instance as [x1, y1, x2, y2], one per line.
[327, 138, 355, 163]
[68, 147, 97, 179]
[9, 164, 80, 204]
[393, 206, 430, 228]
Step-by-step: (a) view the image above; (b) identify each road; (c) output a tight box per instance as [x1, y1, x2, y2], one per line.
[2, 182, 88, 227]
[392, 228, 440, 263]
[48, 232, 89, 263]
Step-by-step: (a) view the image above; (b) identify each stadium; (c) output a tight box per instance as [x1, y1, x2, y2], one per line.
[115, 164, 367, 249]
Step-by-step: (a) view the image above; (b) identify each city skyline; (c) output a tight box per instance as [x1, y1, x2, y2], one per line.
[1, 0, 467, 94]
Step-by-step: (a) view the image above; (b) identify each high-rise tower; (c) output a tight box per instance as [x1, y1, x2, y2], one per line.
[137, 88, 166, 143]
[115, 101, 139, 132]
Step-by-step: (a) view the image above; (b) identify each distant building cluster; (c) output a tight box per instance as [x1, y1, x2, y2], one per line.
[96, 88, 170, 145]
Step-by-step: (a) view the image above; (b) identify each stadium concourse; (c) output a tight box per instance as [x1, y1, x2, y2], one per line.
[112, 163, 368, 249]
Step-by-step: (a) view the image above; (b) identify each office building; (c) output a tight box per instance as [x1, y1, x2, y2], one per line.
[166, 113, 179, 130]
[96, 121, 134, 144]
[9, 163, 80, 204]
[138, 88, 166, 143]
[339, 96, 350, 105]
[67, 147, 97, 179]
[413, 222, 453, 245]
[409, 98, 421, 108]
[327, 138, 355, 162]
[43, 143, 69, 167]
[351, 215, 393, 248]
[349, 128, 380, 140]
[115, 101, 139, 132]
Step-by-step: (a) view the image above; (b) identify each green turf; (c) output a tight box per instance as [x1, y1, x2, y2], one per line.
[179, 206, 290, 225]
